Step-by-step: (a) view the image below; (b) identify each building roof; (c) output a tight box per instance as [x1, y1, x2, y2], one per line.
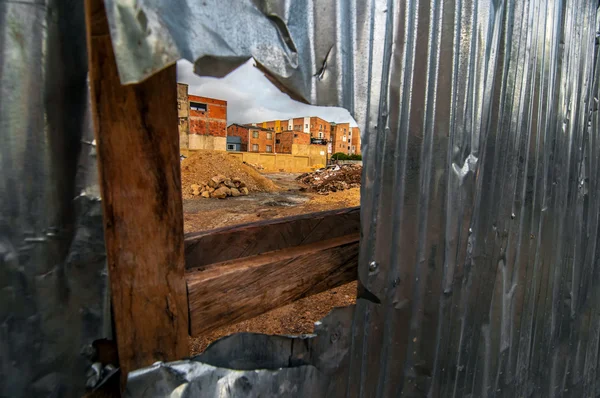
[227, 123, 272, 132]
[226, 136, 242, 143]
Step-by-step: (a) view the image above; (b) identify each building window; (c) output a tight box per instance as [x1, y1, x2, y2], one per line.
[252, 144, 259, 152]
[305, 124, 308, 128]
[266, 145, 272, 153]
[267, 132, 272, 139]
[349, 131, 352, 136]
[227, 144, 235, 150]
[276, 139, 281, 144]
[344, 128, 347, 132]
[342, 136, 347, 142]
[318, 132, 323, 138]
[190, 102, 207, 111]
[253, 131, 259, 138]
[348, 146, 351, 150]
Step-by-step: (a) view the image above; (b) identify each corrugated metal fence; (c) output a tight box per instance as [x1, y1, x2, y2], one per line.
[3, 0, 600, 396]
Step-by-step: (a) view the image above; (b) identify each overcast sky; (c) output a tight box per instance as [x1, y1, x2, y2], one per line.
[177, 59, 357, 127]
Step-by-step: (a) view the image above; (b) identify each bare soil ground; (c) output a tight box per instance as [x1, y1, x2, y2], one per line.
[184, 172, 359, 355]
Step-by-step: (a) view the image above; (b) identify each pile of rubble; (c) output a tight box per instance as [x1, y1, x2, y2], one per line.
[191, 175, 250, 199]
[296, 164, 362, 193]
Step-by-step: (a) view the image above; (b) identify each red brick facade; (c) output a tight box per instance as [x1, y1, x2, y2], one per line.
[188, 94, 227, 137]
[226, 124, 250, 151]
[227, 124, 274, 153]
[309, 117, 331, 141]
[331, 122, 351, 154]
[350, 127, 361, 155]
[275, 130, 310, 154]
[247, 117, 361, 155]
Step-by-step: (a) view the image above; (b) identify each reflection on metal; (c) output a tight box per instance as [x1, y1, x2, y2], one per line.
[3, 0, 600, 396]
[125, 306, 354, 397]
[0, 0, 109, 397]
[109, 0, 600, 395]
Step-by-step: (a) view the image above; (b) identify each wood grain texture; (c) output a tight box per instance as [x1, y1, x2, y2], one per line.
[85, 0, 188, 381]
[187, 234, 359, 336]
[185, 206, 360, 270]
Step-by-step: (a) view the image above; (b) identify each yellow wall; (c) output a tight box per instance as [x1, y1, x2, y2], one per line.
[183, 150, 326, 172]
[227, 152, 324, 172]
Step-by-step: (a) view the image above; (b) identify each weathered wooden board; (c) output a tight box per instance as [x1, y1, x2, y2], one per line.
[187, 234, 359, 336]
[185, 206, 360, 270]
[85, 0, 189, 381]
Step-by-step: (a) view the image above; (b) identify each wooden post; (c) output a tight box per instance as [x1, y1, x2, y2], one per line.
[85, 0, 189, 383]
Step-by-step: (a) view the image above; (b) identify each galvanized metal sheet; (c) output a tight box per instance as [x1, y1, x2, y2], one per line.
[3, 0, 600, 396]
[125, 306, 354, 397]
[107, 0, 600, 396]
[0, 0, 109, 396]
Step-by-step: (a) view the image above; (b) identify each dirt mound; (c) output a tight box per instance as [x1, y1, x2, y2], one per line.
[181, 151, 278, 199]
[296, 164, 362, 193]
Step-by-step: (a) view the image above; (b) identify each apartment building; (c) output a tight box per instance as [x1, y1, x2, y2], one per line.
[350, 127, 361, 155]
[243, 116, 361, 155]
[252, 117, 331, 139]
[331, 122, 352, 154]
[227, 124, 275, 153]
[177, 83, 227, 151]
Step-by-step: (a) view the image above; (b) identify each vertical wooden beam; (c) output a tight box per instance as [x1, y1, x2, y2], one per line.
[85, 0, 189, 382]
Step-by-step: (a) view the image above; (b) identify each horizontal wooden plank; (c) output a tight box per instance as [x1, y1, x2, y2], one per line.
[187, 234, 359, 336]
[184, 206, 359, 270]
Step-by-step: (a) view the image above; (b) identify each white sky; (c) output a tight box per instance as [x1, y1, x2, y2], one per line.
[176, 59, 357, 127]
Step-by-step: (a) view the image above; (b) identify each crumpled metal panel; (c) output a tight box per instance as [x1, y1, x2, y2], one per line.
[107, 0, 600, 396]
[102, 0, 360, 108]
[0, 0, 109, 396]
[125, 306, 354, 397]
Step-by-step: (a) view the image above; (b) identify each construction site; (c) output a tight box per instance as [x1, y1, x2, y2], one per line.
[180, 151, 361, 353]
[4, 0, 600, 397]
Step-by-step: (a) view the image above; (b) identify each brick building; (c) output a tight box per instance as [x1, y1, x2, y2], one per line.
[331, 122, 352, 154]
[245, 116, 361, 155]
[350, 127, 361, 155]
[177, 83, 227, 151]
[275, 130, 311, 154]
[252, 117, 331, 140]
[309, 117, 331, 141]
[227, 124, 275, 153]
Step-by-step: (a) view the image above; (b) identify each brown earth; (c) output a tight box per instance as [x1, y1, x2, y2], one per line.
[181, 150, 278, 199]
[183, 172, 360, 355]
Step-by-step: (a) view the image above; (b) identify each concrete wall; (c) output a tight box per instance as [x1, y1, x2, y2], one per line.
[177, 83, 190, 150]
[189, 135, 227, 151]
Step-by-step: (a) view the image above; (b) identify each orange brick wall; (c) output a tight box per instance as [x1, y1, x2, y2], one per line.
[248, 129, 275, 153]
[276, 130, 310, 153]
[275, 132, 293, 153]
[292, 118, 305, 131]
[332, 123, 351, 154]
[309, 117, 331, 140]
[351, 127, 361, 155]
[188, 94, 227, 137]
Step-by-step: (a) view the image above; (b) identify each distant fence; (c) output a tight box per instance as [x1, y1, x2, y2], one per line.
[334, 160, 363, 166]
[227, 151, 326, 172]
